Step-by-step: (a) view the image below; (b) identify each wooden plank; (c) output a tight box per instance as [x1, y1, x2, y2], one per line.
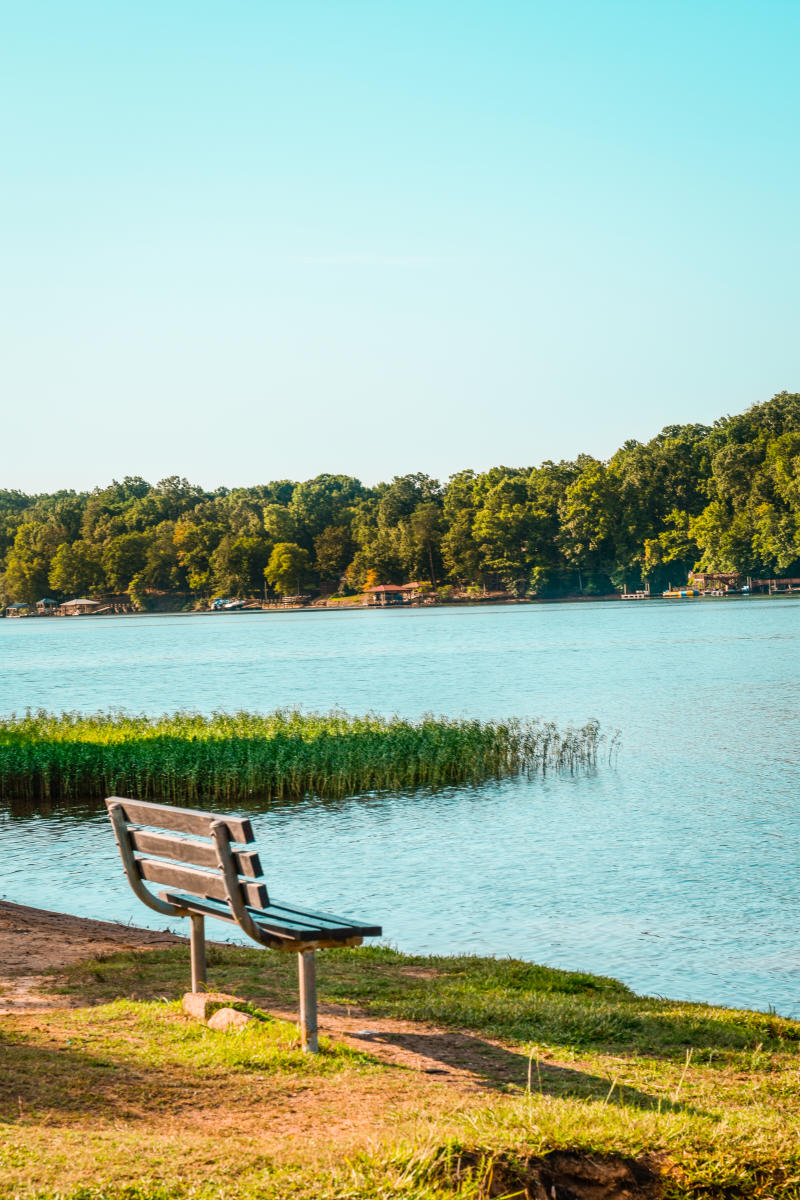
[248, 905, 382, 941]
[159, 891, 294, 947]
[256, 909, 367, 935]
[106, 796, 254, 844]
[136, 858, 268, 908]
[267, 896, 382, 933]
[160, 891, 368, 951]
[162, 889, 378, 940]
[128, 828, 262, 876]
[160, 891, 239, 924]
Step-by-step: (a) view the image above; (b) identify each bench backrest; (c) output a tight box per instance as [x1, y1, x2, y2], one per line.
[106, 796, 270, 915]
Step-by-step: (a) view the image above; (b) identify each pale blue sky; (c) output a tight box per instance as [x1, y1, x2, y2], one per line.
[2, 1, 798, 492]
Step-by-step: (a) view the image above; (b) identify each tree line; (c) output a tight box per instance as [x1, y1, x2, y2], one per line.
[3, 392, 800, 607]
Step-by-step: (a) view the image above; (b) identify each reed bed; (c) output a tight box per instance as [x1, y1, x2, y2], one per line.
[0, 708, 606, 807]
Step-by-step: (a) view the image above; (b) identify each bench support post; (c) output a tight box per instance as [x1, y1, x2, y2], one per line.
[190, 913, 206, 992]
[298, 950, 318, 1054]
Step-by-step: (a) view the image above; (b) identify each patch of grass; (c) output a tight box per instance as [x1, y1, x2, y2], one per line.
[325, 593, 367, 605]
[0, 708, 606, 807]
[0, 997, 367, 1106]
[8, 945, 800, 1198]
[54, 943, 800, 1059]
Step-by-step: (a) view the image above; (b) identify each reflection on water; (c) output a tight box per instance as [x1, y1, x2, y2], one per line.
[1, 597, 799, 1015]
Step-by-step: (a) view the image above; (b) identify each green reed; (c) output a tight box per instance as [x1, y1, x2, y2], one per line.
[0, 708, 607, 807]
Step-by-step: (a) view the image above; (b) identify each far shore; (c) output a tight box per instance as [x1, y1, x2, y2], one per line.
[2, 589, 782, 622]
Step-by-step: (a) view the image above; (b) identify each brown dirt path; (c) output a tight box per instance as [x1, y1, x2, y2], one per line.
[0, 900, 182, 1013]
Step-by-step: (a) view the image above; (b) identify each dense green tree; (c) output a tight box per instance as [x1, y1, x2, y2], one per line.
[3, 522, 66, 603]
[522, 462, 579, 595]
[264, 543, 311, 596]
[173, 511, 227, 593]
[101, 532, 151, 592]
[313, 525, 355, 582]
[140, 522, 185, 591]
[441, 471, 482, 584]
[49, 540, 105, 596]
[211, 535, 271, 596]
[472, 471, 531, 593]
[557, 458, 620, 591]
[289, 474, 364, 545]
[263, 503, 298, 544]
[81, 477, 151, 543]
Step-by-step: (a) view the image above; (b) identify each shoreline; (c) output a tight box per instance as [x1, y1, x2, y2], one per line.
[4, 907, 799, 1198]
[1, 590, 784, 622]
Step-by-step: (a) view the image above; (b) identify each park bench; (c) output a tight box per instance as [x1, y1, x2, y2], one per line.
[106, 796, 382, 1052]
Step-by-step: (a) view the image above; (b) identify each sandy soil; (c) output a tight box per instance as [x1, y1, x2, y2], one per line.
[0, 900, 182, 1013]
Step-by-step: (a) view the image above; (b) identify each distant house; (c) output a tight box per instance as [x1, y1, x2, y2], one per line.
[36, 598, 58, 615]
[398, 581, 427, 601]
[689, 572, 741, 591]
[363, 582, 428, 607]
[363, 584, 405, 606]
[59, 598, 101, 615]
[4, 602, 30, 617]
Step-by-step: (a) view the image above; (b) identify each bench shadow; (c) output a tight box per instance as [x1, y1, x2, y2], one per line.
[361, 1028, 702, 1114]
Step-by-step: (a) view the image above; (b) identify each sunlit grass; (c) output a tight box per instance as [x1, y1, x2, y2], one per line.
[6, 945, 800, 1198]
[0, 708, 607, 806]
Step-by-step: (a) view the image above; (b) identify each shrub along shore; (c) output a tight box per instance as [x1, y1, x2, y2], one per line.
[0, 708, 606, 806]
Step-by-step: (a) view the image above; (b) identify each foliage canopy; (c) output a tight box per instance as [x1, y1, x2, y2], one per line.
[3, 394, 800, 604]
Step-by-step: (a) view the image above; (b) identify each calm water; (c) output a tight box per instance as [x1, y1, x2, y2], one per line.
[1, 598, 798, 1015]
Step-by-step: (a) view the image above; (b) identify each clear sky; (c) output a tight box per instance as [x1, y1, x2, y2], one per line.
[2, 0, 799, 493]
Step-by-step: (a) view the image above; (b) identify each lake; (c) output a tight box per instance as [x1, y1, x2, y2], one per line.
[1, 597, 798, 1015]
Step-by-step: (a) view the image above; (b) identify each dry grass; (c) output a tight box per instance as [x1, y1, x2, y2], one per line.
[0, 998, 465, 1197]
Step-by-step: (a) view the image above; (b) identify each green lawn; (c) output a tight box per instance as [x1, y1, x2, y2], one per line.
[2, 945, 800, 1198]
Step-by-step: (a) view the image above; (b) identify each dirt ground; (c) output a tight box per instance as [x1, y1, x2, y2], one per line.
[0, 900, 181, 1013]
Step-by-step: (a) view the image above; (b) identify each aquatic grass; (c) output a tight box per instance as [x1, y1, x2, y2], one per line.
[0, 708, 606, 807]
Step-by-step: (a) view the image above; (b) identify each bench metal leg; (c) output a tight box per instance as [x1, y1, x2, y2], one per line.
[190, 913, 206, 992]
[298, 950, 318, 1053]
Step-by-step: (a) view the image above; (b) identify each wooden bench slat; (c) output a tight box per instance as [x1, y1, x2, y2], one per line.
[252, 913, 382, 940]
[267, 896, 381, 931]
[128, 828, 262, 877]
[249, 902, 381, 938]
[137, 858, 268, 908]
[161, 889, 381, 940]
[160, 892, 240, 926]
[107, 796, 254, 844]
[160, 891, 366, 952]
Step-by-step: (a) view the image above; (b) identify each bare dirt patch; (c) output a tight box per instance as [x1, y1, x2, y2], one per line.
[448, 1148, 662, 1200]
[0, 900, 181, 1011]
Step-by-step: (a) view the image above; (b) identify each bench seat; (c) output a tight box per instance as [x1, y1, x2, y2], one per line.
[161, 889, 383, 946]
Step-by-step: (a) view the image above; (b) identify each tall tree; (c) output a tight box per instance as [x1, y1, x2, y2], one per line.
[49, 540, 105, 596]
[264, 543, 311, 596]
